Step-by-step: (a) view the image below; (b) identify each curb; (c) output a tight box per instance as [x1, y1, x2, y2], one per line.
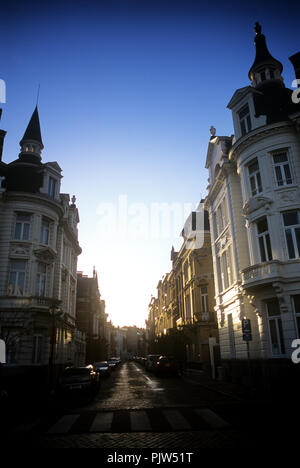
[179, 372, 246, 401]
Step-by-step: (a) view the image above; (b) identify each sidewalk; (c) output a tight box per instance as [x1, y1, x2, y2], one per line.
[180, 369, 263, 401]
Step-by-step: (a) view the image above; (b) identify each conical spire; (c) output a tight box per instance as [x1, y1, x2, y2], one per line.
[248, 22, 283, 85]
[19, 106, 44, 161]
[20, 106, 43, 146]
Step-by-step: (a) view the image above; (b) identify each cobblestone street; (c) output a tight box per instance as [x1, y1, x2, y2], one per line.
[6, 361, 290, 449]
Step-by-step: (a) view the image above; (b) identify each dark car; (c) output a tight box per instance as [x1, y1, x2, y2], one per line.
[110, 357, 121, 366]
[145, 354, 161, 371]
[107, 359, 118, 370]
[154, 356, 180, 376]
[58, 365, 100, 394]
[93, 361, 111, 377]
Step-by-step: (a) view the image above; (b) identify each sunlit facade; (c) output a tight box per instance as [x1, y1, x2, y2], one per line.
[204, 24, 300, 382]
[147, 209, 218, 364]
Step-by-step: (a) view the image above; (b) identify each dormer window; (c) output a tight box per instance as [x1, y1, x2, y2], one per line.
[269, 69, 275, 79]
[260, 71, 266, 82]
[238, 104, 252, 136]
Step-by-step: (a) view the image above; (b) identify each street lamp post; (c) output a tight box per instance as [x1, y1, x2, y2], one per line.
[48, 305, 63, 393]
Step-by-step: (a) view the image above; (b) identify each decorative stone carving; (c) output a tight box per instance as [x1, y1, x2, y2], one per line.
[33, 247, 56, 264]
[278, 190, 297, 202]
[242, 196, 273, 216]
[9, 245, 30, 257]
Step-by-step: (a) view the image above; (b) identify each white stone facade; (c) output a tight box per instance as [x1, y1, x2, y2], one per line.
[204, 27, 300, 379]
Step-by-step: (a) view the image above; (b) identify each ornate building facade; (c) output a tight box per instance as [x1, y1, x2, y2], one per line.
[0, 107, 84, 371]
[204, 24, 300, 384]
[147, 209, 218, 365]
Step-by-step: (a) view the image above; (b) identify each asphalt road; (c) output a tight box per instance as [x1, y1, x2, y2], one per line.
[5, 361, 294, 448]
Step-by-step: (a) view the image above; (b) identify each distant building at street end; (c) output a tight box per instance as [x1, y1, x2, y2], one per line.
[76, 270, 109, 363]
[0, 106, 83, 373]
[204, 23, 300, 385]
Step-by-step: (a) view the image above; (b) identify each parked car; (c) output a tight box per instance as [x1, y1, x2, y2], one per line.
[107, 359, 118, 370]
[154, 356, 180, 376]
[58, 365, 100, 394]
[145, 354, 161, 371]
[110, 357, 121, 365]
[93, 361, 111, 377]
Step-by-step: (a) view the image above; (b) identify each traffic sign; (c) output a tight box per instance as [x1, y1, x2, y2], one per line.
[242, 319, 252, 342]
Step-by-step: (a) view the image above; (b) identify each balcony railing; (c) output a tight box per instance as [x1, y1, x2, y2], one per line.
[242, 260, 282, 288]
[0, 295, 61, 309]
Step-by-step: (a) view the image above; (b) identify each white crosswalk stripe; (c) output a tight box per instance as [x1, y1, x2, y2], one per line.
[195, 408, 230, 428]
[90, 412, 114, 433]
[130, 411, 152, 431]
[45, 407, 231, 434]
[162, 409, 192, 430]
[47, 414, 80, 434]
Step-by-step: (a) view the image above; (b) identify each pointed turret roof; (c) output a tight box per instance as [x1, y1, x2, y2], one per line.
[20, 106, 43, 147]
[248, 22, 283, 81]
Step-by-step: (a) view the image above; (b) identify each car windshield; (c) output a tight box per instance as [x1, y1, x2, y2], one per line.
[94, 362, 108, 366]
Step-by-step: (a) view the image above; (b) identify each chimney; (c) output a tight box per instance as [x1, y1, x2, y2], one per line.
[289, 52, 300, 84]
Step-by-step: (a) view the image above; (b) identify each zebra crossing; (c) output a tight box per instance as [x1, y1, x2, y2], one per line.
[40, 407, 230, 435]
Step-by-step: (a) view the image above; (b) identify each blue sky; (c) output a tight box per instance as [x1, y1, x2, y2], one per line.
[1, 0, 299, 327]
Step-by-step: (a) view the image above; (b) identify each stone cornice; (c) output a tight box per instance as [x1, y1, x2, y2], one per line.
[229, 121, 293, 162]
[1, 191, 64, 217]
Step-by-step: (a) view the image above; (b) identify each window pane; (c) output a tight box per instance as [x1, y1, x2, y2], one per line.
[267, 299, 280, 317]
[16, 272, 25, 295]
[295, 228, 300, 257]
[266, 234, 273, 261]
[257, 218, 268, 234]
[273, 153, 288, 164]
[37, 263, 46, 274]
[22, 223, 30, 240]
[284, 164, 292, 184]
[256, 172, 262, 192]
[297, 317, 300, 337]
[248, 159, 259, 174]
[278, 319, 285, 354]
[259, 236, 266, 261]
[283, 212, 299, 226]
[11, 260, 26, 271]
[247, 115, 252, 132]
[285, 229, 296, 258]
[275, 166, 283, 186]
[239, 105, 250, 119]
[240, 120, 246, 136]
[250, 176, 257, 195]
[14, 223, 22, 239]
[17, 214, 31, 222]
[269, 320, 280, 355]
[8, 272, 16, 294]
[293, 295, 300, 313]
